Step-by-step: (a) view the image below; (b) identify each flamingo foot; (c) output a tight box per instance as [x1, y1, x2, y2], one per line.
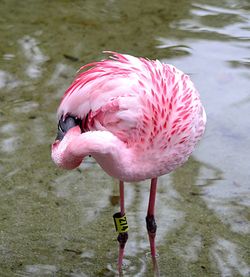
[151, 256, 160, 277]
[146, 214, 157, 257]
[117, 232, 128, 272]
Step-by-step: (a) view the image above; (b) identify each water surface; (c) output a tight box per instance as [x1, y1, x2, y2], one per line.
[0, 0, 249, 276]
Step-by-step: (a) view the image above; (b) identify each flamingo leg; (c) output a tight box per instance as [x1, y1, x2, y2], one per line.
[117, 180, 128, 272]
[146, 178, 158, 258]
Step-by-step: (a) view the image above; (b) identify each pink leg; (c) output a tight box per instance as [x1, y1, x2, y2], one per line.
[117, 180, 128, 272]
[146, 178, 158, 257]
[120, 180, 125, 216]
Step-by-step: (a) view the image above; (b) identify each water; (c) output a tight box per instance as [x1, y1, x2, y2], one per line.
[0, 0, 249, 276]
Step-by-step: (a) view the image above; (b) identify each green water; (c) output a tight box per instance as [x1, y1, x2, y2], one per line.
[0, 0, 249, 276]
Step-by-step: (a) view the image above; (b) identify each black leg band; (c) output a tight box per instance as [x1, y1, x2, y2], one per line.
[117, 232, 128, 249]
[146, 215, 157, 234]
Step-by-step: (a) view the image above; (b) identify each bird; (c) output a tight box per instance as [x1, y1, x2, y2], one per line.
[51, 51, 206, 272]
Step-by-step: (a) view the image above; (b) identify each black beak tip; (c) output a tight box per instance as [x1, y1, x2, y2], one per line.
[56, 130, 64, 141]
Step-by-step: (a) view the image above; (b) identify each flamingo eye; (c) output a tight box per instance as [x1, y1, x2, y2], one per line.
[56, 116, 81, 140]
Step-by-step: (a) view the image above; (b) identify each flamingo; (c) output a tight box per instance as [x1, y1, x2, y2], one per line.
[51, 52, 206, 272]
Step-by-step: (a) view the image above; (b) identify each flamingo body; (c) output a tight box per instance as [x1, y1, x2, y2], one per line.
[52, 52, 206, 182]
[51, 52, 206, 271]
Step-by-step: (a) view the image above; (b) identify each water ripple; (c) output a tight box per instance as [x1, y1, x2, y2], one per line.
[211, 238, 250, 277]
[18, 36, 49, 79]
[170, 3, 250, 40]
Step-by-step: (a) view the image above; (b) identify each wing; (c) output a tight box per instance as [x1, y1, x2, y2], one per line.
[57, 52, 203, 150]
[57, 53, 144, 144]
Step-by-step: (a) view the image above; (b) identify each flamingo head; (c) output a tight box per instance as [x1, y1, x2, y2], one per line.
[56, 115, 82, 141]
[51, 115, 83, 169]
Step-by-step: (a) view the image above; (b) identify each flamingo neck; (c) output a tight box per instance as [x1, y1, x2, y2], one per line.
[71, 131, 123, 156]
[52, 129, 132, 179]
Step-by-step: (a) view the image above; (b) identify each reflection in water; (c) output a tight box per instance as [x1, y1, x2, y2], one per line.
[0, 0, 249, 276]
[0, 136, 19, 153]
[23, 264, 57, 277]
[18, 36, 49, 79]
[170, 2, 250, 40]
[211, 238, 250, 277]
[0, 70, 20, 90]
[174, 234, 202, 263]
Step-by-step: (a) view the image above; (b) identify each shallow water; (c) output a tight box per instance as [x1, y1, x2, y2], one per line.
[0, 0, 249, 276]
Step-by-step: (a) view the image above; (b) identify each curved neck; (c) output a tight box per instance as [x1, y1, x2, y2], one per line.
[69, 131, 125, 157]
[67, 131, 132, 179]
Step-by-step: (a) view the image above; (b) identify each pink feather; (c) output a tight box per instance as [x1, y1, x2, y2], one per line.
[52, 52, 206, 182]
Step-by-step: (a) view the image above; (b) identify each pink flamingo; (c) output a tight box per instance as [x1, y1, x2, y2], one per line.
[51, 52, 206, 272]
